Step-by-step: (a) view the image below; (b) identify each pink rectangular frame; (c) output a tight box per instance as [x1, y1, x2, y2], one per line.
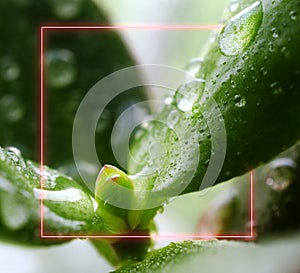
[40, 25, 254, 240]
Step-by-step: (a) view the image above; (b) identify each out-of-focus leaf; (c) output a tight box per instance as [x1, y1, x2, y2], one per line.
[114, 235, 300, 273]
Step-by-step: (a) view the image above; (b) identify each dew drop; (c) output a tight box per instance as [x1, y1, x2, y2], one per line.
[45, 49, 77, 89]
[270, 82, 283, 95]
[266, 158, 297, 191]
[234, 94, 246, 107]
[268, 42, 275, 52]
[281, 46, 290, 59]
[289, 10, 297, 20]
[260, 66, 268, 76]
[228, 0, 240, 13]
[4, 146, 22, 157]
[271, 27, 279, 38]
[175, 79, 205, 112]
[0, 55, 20, 82]
[164, 97, 173, 105]
[51, 0, 82, 19]
[0, 95, 25, 123]
[242, 52, 249, 60]
[185, 57, 203, 77]
[218, 1, 263, 56]
[230, 80, 236, 88]
[252, 76, 258, 82]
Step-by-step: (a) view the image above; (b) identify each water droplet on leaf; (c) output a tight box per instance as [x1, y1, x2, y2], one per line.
[185, 57, 203, 77]
[164, 97, 173, 105]
[289, 10, 297, 20]
[230, 80, 236, 88]
[218, 1, 263, 56]
[228, 0, 240, 13]
[4, 146, 22, 157]
[234, 94, 246, 107]
[175, 79, 205, 112]
[268, 42, 275, 52]
[260, 67, 268, 76]
[270, 82, 283, 95]
[266, 158, 297, 191]
[271, 27, 279, 38]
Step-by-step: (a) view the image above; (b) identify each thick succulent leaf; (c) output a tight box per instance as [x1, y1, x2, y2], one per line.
[128, 0, 300, 197]
[114, 236, 300, 273]
[0, 146, 98, 245]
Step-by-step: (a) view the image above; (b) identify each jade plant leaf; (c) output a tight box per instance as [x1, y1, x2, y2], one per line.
[113, 236, 300, 273]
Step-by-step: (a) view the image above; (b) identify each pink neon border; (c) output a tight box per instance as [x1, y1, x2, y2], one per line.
[40, 25, 255, 240]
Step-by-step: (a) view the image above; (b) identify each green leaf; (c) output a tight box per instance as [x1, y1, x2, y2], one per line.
[0, 146, 98, 245]
[128, 0, 300, 198]
[113, 235, 300, 273]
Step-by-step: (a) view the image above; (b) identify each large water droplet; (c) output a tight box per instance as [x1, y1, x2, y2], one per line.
[218, 1, 263, 56]
[45, 49, 77, 89]
[266, 158, 297, 191]
[51, 0, 82, 19]
[0, 55, 20, 82]
[234, 94, 246, 107]
[164, 97, 173, 105]
[185, 57, 203, 77]
[175, 79, 205, 112]
[0, 95, 25, 123]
